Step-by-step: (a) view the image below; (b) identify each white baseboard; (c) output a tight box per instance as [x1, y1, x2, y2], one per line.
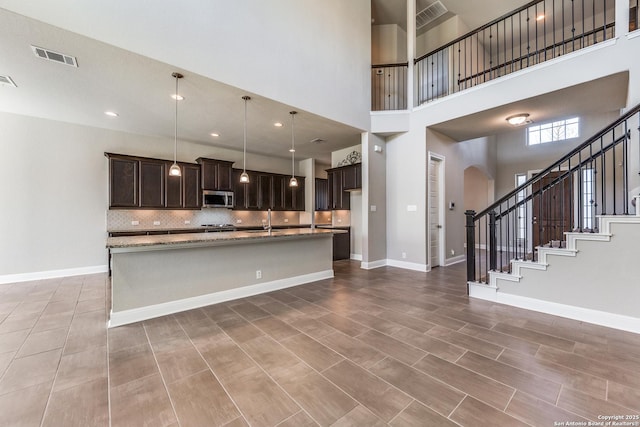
[360, 259, 387, 270]
[108, 269, 334, 328]
[386, 259, 429, 272]
[470, 286, 640, 334]
[350, 253, 363, 261]
[444, 255, 466, 266]
[0, 265, 109, 285]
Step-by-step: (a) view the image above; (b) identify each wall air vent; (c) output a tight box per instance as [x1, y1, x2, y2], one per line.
[416, 0, 448, 30]
[0, 75, 17, 87]
[30, 45, 78, 67]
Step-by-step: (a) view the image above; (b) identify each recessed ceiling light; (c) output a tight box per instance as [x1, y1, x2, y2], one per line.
[289, 148, 295, 153]
[274, 122, 283, 127]
[536, 14, 545, 21]
[210, 133, 219, 137]
[506, 113, 531, 126]
[104, 111, 119, 117]
[171, 94, 184, 101]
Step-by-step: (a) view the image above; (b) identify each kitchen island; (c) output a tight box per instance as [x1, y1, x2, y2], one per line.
[106, 228, 341, 327]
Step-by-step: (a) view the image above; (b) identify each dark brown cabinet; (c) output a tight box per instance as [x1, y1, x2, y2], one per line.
[107, 153, 201, 210]
[315, 178, 329, 211]
[332, 227, 351, 260]
[327, 169, 350, 210]
[197, 158, 234, 191]
[182, 163, 201, 209]
[232, 169, 304, 211]
[109, 156, 138, 208]
[342, 163, 362, 191]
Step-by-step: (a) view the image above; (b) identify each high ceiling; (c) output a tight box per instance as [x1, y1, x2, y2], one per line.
[0, 8, 364, 165]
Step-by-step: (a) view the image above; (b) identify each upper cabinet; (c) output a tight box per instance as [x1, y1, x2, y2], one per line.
[232, 168, 304, 211]
[315, 178, 329, 211]
[109, 155, 138, 208]
[197, 158, 234, 191]
[106, 153, 200, 210]
[341, 163, 362, 191]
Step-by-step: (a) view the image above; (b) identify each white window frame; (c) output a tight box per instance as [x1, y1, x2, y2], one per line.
[527, 117, 580, 146]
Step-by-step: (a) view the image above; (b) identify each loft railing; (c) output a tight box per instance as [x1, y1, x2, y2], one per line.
[465, 104, 640, 285]
[632, 0, 639, 30]
[371, 62, 408, 111]
[415, 0, 615, 105]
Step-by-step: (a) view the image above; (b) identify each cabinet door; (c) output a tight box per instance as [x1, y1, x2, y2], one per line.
[165, 163, 182, 208]
[333, 229, 351, 260]
[216, 161, 233, 191]
[246, 171, 260, 209]
[109, 157, 138, 208]
[272, 175, 285, 210]
[315, 178, 329, 211]
[200, 160, 217, 190]
[342, 164, 362, 190]
[182, 163, 201, 209]
[258, 174, 273, 209]
[293, 176, 305, 211]
[232, 169, 247, 209]
[140, 159, 165, 208]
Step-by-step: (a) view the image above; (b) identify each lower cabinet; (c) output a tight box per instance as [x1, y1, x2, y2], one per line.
[332, 228, 351, 260]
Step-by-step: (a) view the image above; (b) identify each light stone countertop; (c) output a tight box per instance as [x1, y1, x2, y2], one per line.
[106, 227, 343, 251]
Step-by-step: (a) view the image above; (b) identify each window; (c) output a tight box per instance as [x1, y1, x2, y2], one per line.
[515, 174, 527, 241]
[582, 168, 595, 230]
[527, 117, 579, 145]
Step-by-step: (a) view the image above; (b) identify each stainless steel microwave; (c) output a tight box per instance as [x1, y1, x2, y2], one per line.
[202, 190, 234, 208]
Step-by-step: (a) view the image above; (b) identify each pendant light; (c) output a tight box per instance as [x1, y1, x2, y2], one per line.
[240, 96, 251, 184]
[289, 111, 298, 187]
[169, 72, 183, 177]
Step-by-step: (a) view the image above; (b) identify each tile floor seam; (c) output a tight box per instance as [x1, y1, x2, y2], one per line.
[212, 327, 320, 427]
[37, 297, 78, 427]
[141, 320, 183, 427]
[385, 398, 417, 425]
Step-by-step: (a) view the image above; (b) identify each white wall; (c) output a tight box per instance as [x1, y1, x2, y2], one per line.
[0, 112, 295, 280]
[384, 34, 640, 270]
[372, 24, 408, 64]
[0, 0, 372, 131]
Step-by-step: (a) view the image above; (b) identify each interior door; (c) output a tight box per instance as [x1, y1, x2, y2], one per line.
[532, 171, 572, 248]
[429, 157, 442, 267]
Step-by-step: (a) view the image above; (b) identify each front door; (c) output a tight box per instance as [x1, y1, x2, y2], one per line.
[532, 171, 572, 248]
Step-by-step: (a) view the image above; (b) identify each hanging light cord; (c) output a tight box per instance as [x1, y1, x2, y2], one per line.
[290, 111, 296, 177]
[243, 97, 248, 172]
[174, 75, 178, 164]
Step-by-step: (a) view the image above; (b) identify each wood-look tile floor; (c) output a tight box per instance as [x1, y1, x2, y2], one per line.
[1, 260, 640, 426]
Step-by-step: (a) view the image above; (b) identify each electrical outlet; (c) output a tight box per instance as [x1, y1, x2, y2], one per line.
[402, 252, 407, 259]
[337, 218, 342, 223]
[256, 270, 262, 279]
[184, 220, 190, 225]
[450, 249, 455, 255]
[284, 218, 289, 223]
[236, 219, 242, 223]
[131, 220, 139, 226]
[153, 221, 160, 226]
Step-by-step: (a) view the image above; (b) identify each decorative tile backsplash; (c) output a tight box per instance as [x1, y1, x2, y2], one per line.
[106, 209, 306, 231]
[107, 209, 338, 231]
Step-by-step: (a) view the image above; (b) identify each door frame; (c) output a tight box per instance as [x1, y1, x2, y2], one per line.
[428, 152, 446, 268]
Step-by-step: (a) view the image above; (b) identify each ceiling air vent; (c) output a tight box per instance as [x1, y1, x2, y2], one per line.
[31, 45, 78, 67]
[0, 75, 17, 87]
[310, 138, 326, 144]
[416, 0, 448, 30]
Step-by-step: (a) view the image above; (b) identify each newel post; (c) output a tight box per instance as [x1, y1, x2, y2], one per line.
[465, 210, 476, 283]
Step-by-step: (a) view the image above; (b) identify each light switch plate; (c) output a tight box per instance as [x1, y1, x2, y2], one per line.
[407, 205, 417, 212]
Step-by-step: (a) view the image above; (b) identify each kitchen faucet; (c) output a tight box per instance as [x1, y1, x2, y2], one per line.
[264, 208, 272, 231]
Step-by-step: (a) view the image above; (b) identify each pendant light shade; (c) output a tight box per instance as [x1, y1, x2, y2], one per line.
[170, 72, 183, 177]
[240, 96, 251, 184]
[289, 111, 298, 187]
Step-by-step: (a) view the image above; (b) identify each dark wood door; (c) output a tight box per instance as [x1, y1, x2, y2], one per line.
[182, 164, 201, 209]
[246, 171, 260, 209]
[232, 169, 247, 209]
[315, 178, 329, 211]
[109, 157, 138, 208]
[139, 159, 165, 208]
[293, 177, 305, 211]
[328, 170, 349, 210]
[532, 171, 572, 248]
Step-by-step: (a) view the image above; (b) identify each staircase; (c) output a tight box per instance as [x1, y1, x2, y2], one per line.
[465, 104, 640, 334]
